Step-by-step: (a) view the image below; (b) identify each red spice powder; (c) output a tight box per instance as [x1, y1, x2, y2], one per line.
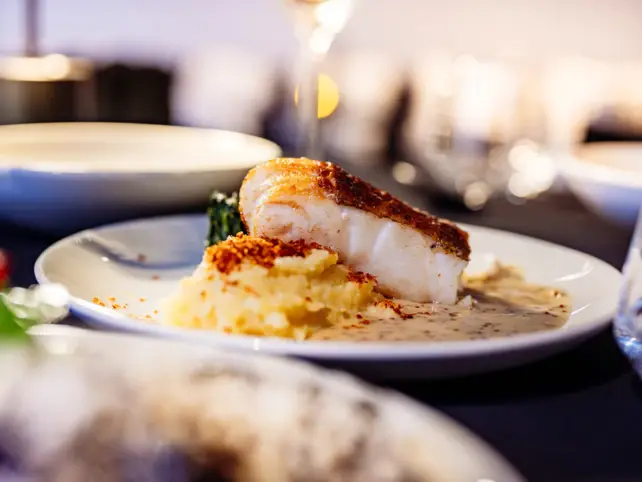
[346, 270, 377, 285]
[374, 299, 413, 320]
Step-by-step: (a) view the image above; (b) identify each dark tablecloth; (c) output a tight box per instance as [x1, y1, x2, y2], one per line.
[4, 186, 638, 482]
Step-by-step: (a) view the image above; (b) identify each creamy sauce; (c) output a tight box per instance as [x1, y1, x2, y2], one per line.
[309, 264, 571, 342]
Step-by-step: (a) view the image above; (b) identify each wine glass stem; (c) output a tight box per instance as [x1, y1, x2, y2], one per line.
[296, 45, 325, 159]
[25, 0, 39, 56]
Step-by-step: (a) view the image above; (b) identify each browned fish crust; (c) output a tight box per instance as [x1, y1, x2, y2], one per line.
[242, 158, 471, 260]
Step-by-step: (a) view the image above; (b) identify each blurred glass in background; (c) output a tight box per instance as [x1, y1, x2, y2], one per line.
[405, 54, 558, 209]
[282, 0, 355, 158]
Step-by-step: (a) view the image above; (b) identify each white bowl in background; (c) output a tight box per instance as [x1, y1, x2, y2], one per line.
[0, 122, 281, 233]
[559, 142, 642, 227]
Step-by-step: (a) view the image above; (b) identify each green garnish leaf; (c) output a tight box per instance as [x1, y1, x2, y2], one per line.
[0, 284, 69, 344]
[0, 296, 29, 342]
[206, 191, 247, 247]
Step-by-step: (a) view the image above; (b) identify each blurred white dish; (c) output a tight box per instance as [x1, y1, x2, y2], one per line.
[559, 142, 642, 227]
[0, 122, 281, 233]
[19, 324, 523, 481]
[35, 214, 620, 380]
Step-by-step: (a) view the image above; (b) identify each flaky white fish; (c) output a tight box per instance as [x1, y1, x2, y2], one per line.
[240, 158, 470, 304]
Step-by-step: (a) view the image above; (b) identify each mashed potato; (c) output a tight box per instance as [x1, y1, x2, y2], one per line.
[161, 234, 378, 339]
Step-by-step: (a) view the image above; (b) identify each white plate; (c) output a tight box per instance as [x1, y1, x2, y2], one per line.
[35, 214, 621, 380]
[21, 324, 523, 481]
[559, 143, 642, 227]
[0, 122, 281, 233]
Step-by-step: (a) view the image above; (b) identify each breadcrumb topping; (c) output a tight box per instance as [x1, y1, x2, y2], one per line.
[346, 270, 377, 286]
[204, 234, 332, 275]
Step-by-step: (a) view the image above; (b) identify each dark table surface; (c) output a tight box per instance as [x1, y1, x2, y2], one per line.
[3, 174, 639, 482]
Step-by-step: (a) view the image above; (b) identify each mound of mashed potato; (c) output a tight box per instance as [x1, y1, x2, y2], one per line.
[161, 234, 378, 339]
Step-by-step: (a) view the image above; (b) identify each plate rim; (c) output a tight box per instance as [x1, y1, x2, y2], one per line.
[27, 324, 525, 481]
[35, 213, 621, 361]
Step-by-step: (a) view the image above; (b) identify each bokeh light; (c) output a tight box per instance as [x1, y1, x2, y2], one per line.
[294, 73, 340, 119]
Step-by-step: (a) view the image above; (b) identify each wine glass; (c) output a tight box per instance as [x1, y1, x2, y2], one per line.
[405, 55, 557, 210]
[282, 0, 355, 158]
[615, 208, 642, 376]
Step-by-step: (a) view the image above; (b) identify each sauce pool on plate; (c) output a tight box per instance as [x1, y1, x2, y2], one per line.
[309, 264, 571, 342]
[93, 264, 572, 343]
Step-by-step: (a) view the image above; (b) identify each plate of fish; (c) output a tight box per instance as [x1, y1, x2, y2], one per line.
[35, 158, 621, 379]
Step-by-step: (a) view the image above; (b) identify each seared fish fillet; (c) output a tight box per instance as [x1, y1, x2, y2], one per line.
[240, 158, 470, 304]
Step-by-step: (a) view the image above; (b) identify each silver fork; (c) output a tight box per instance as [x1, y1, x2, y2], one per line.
[75, 232, 201, 270]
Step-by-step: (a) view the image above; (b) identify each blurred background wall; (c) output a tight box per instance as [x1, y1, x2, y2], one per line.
[2, 0, 642, 64]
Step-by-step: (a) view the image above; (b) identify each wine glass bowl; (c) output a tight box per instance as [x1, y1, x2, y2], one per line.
[615, 208, 642, 376]
[284, 0, 354, 53]
[405, 54, 557, 209]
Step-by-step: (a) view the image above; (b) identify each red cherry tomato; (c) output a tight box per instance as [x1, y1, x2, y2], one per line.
[0, 250, 10, 287]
